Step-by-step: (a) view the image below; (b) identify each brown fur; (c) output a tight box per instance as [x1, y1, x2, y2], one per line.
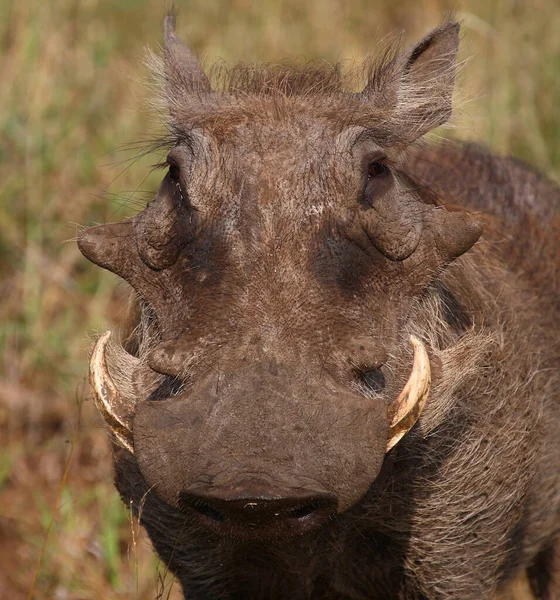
[78, 18, 560, 600]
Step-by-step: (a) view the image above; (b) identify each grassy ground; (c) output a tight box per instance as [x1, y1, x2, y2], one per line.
[1, 0, 559, 598]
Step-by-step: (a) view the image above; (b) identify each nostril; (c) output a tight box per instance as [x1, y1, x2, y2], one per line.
[357, 367, 386, 394]
[147, 375, 184, 401]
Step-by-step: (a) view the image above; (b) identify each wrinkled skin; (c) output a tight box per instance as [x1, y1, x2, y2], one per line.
[78, 17, 560, 600]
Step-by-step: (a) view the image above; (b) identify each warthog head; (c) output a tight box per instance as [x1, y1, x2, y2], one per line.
[79, 17, 482, 541]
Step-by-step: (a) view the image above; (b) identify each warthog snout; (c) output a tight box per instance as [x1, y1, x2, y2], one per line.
[88, 331, 431, 514]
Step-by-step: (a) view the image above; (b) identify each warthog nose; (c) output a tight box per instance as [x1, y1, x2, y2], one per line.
[179, 484, 338, 540]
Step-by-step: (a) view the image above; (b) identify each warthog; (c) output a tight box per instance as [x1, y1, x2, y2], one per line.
[78, 15, 560, 600]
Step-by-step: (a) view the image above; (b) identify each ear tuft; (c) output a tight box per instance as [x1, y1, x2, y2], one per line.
[363, 22, 460, 143]
[163, 13, 211, 104]
[401, 22, 459, 136]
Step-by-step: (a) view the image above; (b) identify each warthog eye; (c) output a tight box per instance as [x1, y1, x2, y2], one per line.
[168, 163, 181, 181]
[358, 368, 386, 394]
[367, 161, 388, 179]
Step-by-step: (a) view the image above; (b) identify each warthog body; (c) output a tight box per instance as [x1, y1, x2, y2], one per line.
[79, 16, 560, 599]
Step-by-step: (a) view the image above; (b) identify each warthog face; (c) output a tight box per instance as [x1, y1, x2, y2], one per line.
[79, 17, 481, 541]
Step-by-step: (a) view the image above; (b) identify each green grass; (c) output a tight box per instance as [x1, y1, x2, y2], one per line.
[0, 0, 558, 597]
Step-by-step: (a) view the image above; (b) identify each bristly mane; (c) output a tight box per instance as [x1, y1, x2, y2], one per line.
[207, 61, 349, 96]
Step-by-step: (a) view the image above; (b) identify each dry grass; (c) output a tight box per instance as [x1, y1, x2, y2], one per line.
[0, 0, 558, 598]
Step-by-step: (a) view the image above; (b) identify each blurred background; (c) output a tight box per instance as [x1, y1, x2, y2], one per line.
[0, 0, 558, 598]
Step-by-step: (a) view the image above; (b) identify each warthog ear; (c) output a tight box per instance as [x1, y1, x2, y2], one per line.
[163, 13, 211, 105]
[363, 22, 460, 142]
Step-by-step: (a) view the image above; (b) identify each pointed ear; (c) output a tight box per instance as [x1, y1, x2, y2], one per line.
[163, 14, 211, 102]
[363, 22, 460, 142]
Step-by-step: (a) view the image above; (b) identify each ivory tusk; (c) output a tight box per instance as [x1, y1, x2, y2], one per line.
[90, 331, 135, 453]
[386, 335, 431, 452]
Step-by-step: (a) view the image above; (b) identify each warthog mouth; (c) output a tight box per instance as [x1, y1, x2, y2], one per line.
[177, 483, 339, 542]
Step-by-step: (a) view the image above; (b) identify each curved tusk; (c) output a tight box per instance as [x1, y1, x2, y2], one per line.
[90, 331, 135, 453]
[386, 335, 431, 452]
